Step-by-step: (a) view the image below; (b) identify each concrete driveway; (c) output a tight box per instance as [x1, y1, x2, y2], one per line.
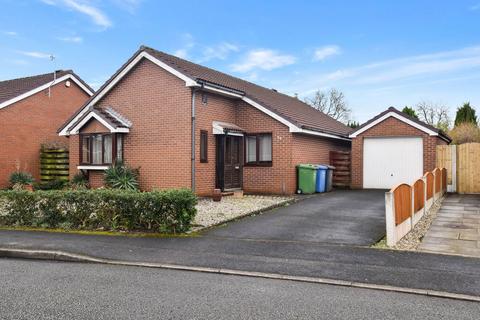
[204, 189, 386, 246]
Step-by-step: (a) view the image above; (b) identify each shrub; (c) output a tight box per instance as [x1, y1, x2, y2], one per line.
[449, 123, 480, 145]
[70, 172, 89, 190]
[9, 172, 34, 188]
[0, 189, 197, 233]
[104, 161, 139, 191]
[35, 179, 68, 191]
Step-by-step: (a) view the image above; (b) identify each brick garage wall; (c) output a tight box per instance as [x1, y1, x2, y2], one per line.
[292, 133, 350, 165]
[351, 116, 447, 189]
[0, 81, 89, 188]
[69, 59, 192, 191]
[194, 91, 237, 196]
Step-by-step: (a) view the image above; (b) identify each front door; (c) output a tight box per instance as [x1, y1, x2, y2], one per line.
[216, 135, 243, 190]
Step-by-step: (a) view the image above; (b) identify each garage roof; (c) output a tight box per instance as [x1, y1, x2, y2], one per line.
[349, 107, 451, 143]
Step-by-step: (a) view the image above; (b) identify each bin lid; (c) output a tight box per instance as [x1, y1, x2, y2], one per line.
[297, 164, 317, 170]
[316, 165, 328, 169]
[326, 165, 336, 169]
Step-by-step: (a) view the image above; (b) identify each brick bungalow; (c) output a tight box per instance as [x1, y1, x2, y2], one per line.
[349, 107, 451, 189]
[58, 46, 351, 195]
[0, 71, 93, 188]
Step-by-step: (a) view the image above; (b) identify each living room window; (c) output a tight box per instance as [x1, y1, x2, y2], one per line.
[245, 133, 272, 166]
[80, 133, 124, 165]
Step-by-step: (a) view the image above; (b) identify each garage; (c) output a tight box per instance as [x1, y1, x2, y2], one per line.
[363, 137, 423, 189]
[349, 107, 451, 190]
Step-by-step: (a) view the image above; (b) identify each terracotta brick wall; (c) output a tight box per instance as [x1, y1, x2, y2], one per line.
[351, 116, 447, 189]
[0, 80, 89, 188]
[76, 58, 193, 191]
[194, 91, 237, 196]
[68, 58, 350, 195]
[236, 101, 294, 194]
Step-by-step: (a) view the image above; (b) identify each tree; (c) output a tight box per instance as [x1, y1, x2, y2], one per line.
[401, 106, 418, 119]
[304, 88, 351, 123]
[454, 102, 477, 127]
[416, 101, 451, 132]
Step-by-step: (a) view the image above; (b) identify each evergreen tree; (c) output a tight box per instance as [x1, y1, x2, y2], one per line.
[454, 102, 477, 127]
[402, 106, 418, 119]
[347, 121, 360, 129]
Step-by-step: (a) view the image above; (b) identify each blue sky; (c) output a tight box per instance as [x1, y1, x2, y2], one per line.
[1, 0, 480, 122]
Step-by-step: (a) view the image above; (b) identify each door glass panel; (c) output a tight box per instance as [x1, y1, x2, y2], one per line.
[225, 137, 232, 164]
[232, 138, 240, 163]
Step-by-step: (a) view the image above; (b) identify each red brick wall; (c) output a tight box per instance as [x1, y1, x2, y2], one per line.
[236, 101, 294, 194]
[91, 58, 192, 191]
[194, 91, 237, 196]
[68, 58, 349, 195]
[0, 80, 89, 188]
[351, 116, 447, 189]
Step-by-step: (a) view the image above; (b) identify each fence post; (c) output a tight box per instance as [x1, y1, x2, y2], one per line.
[385, 191, 395, 247]
[422, 175, 427, 215]
[451, 145, 457, 193]
[410, 184, 415, 226]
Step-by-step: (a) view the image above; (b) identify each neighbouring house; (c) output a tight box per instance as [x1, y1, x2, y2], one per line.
[0, 71, 94, 188]
[349, 107, 451, 189]
[58, 46, 351, 195]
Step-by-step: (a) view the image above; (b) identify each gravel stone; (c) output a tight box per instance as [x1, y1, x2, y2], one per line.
[193, 195, 293, 230]
[393, 199, 443, 251]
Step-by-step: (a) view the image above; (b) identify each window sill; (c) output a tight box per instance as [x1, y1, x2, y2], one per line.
[77, 165, 109, 170]
[244, 163, 273, 167]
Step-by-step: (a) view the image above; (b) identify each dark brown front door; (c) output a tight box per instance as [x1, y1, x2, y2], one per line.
[217, 135, 243, 190]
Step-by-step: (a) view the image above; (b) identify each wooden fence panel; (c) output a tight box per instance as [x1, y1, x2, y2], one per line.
[329, 151, 351, 188]
[457, 143, 480, 194]
[433, 168, 441, 194]
[436, 145, 452, 185]
[413, 179, 425, 213]
[426, 172, 434, 200]
[393, 184, 412, 225]
[441, 168, 447, 192]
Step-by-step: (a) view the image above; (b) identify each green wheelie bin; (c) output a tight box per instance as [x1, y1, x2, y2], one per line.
[297, 164, 317, 194]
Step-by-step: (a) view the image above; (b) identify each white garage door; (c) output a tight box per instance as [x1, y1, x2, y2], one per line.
[363, 137, 423, 189]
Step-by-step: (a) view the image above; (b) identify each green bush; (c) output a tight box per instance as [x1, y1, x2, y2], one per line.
[9, 172, 34, 187]
[104, 161, 139, 191]
[0, 189, 197, 233]
[34, 179, 68, 191]
[70, 172, 89, 190]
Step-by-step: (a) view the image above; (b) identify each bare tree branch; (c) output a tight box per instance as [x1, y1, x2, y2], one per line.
[304, 88, 351, 123]
[416, 100, 451, 131]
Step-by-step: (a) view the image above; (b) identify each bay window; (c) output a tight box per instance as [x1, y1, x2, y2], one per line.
[80, 133, 124, 165]
[245, 133, 272, 166]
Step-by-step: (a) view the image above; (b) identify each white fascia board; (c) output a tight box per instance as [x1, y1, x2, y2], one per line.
[299, 129, 351, 141]
[69, 111, 129, 135]
[0, 74, 93, 111]
[60, 51, 198, 136]
[349, 112, 438, 138]
[77, 165, 109, 170]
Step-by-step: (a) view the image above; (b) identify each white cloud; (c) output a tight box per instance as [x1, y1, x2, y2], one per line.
[57, 36, 83, 43]
[17, 51, 53, 59]
[41, 0, 112, 28]
[231, 49, 296, 73]
[174, 49, 188, 59]
[3, 31, 18, 36]
[200, 42, 239, 62]
[469, 3, 480, 11]
[313, 45, 341, 61]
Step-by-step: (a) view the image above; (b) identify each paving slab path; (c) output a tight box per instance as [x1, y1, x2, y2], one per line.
[419, 194, 480, 257]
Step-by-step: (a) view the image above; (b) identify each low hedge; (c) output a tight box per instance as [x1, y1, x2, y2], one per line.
[0, 189, 197, 233]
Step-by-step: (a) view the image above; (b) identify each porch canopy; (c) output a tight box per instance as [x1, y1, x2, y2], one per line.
[212, 121, 246, 136]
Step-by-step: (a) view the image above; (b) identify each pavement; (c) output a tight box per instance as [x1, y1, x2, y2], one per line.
[419, 194, 480, 257]
[1, 190, 480, 298]
[206, 189, 386, 246]
[1, 258, 479, 320]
